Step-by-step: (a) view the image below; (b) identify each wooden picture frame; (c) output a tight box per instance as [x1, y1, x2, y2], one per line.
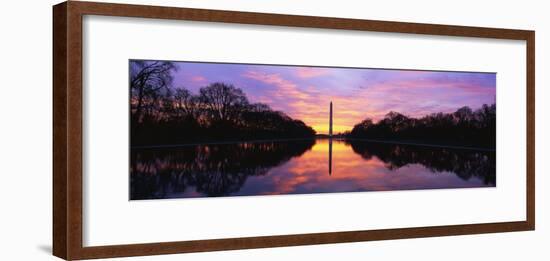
[53, 1, 535, 260]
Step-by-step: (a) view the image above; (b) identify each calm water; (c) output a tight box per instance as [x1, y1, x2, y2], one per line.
[130, 139, 495, 200]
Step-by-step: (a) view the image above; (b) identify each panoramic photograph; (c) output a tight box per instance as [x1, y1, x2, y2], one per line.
[129, 60, 496, 200]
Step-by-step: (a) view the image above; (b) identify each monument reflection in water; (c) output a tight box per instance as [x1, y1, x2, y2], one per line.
[130, 139, 495, 200]
[129, 60, 497, 200]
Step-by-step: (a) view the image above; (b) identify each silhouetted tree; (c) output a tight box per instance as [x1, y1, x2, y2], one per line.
[130, 61, 177, 123]
[349, 104, 496, 148]
[173, 88, 201, 120]
[199, 82, 249, 123]
[129, 62, 316, 146]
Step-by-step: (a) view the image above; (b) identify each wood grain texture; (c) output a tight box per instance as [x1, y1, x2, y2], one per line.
[66, 2, 85, 260]
[53, 2, 68, 259]
[526, 31, 536, 230]
[52, 1, 535, 260]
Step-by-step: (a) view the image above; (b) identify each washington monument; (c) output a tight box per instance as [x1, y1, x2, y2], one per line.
[329, 101, 333, 175]
[329, 101, 333, 137]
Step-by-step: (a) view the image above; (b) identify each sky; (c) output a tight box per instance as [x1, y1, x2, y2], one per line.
[168, 61, 496, 134]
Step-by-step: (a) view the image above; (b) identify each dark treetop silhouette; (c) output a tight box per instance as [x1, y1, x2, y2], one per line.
[129, 60, 496, 200]
[130, 60, 495, 148]
[131, 61, 315, 146]
[348, 104, 496, 149]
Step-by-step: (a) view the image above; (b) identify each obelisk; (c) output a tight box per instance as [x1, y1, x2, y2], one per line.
[329, 101, 333, 137]
[329, 101, 333, 175]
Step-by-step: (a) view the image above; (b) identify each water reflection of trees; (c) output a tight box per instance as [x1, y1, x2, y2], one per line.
[130, 140, 315, 200]
[347, 140, 496, 185]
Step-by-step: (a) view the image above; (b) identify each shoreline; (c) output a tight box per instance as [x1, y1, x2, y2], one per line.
[132, 137, 495, 152]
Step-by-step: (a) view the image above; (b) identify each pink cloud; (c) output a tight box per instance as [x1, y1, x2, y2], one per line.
[191, 75, 207, 83]
[242, 69, 494, 134]
[353, 76, 494, 120]
[242, 71, 311, 100]
[295, 67, 330, 78]
[243, 70, 373, 134]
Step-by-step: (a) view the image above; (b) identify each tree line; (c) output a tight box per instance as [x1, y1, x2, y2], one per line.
[130, 61, 315, 146]
[130, 61, 496, 148]
[348, 104, 496, 148]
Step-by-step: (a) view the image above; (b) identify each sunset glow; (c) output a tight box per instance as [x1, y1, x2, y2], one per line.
[131, 139, 493, 199]
[130, 60, 496, 200]
[171, 61, 496, 134]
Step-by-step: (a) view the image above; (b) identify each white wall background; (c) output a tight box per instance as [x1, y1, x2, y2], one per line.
[0, 0, 547, 260]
